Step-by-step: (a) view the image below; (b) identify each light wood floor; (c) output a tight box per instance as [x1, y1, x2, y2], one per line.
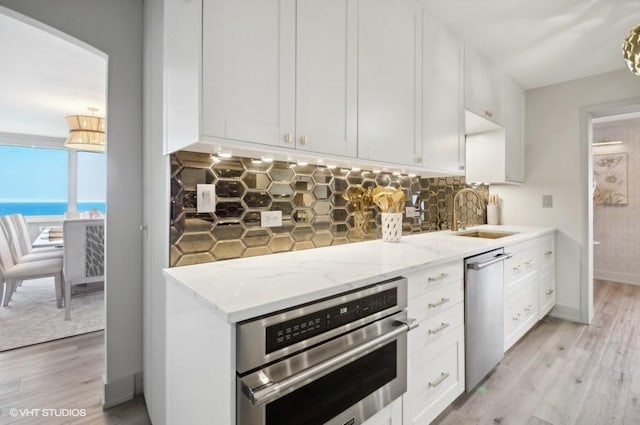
[0, 331, 150, 424]
[434, 279, 640, 425]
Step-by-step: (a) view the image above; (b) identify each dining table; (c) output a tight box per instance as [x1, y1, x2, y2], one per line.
[32, 226, 64, 248]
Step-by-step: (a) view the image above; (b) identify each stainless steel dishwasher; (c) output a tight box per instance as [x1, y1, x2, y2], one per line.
[464, 248, 512, 391]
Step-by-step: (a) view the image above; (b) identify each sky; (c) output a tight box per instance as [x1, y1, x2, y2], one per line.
[0, 145, 105, 202]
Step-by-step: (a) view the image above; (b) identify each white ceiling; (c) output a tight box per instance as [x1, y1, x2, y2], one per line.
[0, 12, 106, 138]
[423, 0, 640, 90]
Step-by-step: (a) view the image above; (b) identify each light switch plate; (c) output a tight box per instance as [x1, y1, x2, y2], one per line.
[405, 206, 418, 218]
[197, 184, 216, 213]
[261, 210, 282, 227]
[542, 194, 553, 208]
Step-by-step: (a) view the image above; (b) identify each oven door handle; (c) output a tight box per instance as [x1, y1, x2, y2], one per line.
[242, 318, 417, 406]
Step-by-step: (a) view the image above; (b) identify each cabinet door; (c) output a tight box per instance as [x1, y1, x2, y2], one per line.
[358, 0, 422, 166]
[486, 67, 504, 125]
[463, 45, 488, 120]
[296, 0, 358, 157]
[422, 12, 464, 174]
[503, 76, 525, 183]
[202, 0, 296, 147]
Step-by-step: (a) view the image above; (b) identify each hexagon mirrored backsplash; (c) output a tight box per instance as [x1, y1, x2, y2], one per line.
[170, 152, 489, 267]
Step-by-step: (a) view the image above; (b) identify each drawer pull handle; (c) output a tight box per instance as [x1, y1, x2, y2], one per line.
[524, 304, 534, 312]
[513, 265, 522, 272]
[525, 260, 533, 267]
[429, 372, 450, 388]
[428, 322, 450, 335]
[428, 297, 450, 309]
[545, 251, 553, 256]
[428, 273, 449, 282]
[546, 289, 554, 295]
[512, 313, 522, 321]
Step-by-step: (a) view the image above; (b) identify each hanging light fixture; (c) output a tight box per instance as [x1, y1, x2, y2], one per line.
[623, 23, 640, 76]
[64, 107, 105, 152]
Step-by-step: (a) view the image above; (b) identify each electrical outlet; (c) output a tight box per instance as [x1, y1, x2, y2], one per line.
[542, 194, 553, 208]
[405, 206, 418, 218]
[261, 210, 282, 227]
[196, 184, 216, 213]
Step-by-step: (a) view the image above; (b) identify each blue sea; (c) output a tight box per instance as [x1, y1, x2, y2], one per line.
[0, 202, 106, 216]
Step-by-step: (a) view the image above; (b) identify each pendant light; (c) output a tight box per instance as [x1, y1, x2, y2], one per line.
[64, 107, 105, 152]
[623, 23, 640, 76]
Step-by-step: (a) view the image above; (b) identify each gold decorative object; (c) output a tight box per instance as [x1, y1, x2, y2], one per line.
[372, 187, 406, 213]
[342, 185, 373, 213]
[623, 23, 640, 76]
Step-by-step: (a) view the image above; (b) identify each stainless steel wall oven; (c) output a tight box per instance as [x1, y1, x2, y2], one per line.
[236, 277, 416, 425]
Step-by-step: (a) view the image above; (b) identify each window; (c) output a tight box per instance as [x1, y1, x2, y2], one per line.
[0, 145, 106, 216]
[0, 145, 69, 215]
[77, 151, 106, 213]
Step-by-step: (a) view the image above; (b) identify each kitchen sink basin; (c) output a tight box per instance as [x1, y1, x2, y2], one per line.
[453, 230, 518, 239]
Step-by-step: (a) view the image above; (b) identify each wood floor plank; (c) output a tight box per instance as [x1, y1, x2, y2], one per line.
[623, 392, 640, 425]
[574, 366, 631, 425]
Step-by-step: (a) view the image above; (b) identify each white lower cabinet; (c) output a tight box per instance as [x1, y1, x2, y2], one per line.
[504, 233, 556, 351]
[404, 261, 465, 425]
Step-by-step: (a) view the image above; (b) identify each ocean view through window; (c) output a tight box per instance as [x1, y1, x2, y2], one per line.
[0, 145, 105, 215]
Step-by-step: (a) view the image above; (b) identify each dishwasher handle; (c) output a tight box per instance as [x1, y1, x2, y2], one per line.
[467, 253, 512, 270]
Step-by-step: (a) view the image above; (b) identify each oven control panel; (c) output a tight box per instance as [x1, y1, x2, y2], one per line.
[265, 288, 397, 354]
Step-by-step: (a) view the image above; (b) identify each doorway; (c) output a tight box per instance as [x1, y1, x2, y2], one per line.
[0, 9, 107, 351]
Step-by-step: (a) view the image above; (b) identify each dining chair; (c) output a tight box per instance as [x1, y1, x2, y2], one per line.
[10, 214, 64, 255]
[0, 221, 64, 308]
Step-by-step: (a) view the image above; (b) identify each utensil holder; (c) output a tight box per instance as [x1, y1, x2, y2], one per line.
[381, 212, 403, 242]
[487, 204, 500, 225]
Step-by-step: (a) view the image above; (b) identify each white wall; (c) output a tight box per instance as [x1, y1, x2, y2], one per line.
[0, 0, 144, 406]
[491, 69, 640, 322]
[593, 118, 640, 285]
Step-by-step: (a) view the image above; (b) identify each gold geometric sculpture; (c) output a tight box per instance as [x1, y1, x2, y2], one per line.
[623, 24, 640, 76]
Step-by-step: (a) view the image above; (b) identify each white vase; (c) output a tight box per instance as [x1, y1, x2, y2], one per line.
[487, 204, 500, 225]
[381, 212, 403, 242]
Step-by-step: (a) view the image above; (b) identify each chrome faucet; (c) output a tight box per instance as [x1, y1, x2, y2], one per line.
[452, 188, 482, 231]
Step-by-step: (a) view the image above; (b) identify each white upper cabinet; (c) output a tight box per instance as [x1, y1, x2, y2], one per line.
[503, 76, 525, 183]
[358, 0, 423, 166]
[464, 45, 503, 126]
[295, 0, 358, 157]
[202, 0, 296, 148]
[421, 11, 464, 175]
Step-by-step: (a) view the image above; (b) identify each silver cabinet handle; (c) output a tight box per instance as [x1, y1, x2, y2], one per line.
[524, 304, 534, 312]
[525, 260, 533, 267]
[546, 289, 555, 295]
[545, 251, 553, 256]
[467, 253, 513, 270]
[428, 297, 450, 309]
[513, 265, 522, 272]
[284, 133, 293, 143]
[243, 317, 416, 406]
[428, 322, 450, 335]
[428, 372, 450, 388]
[428, 273, 449, 282]
[512, 313, 522, 321]
[300, 136, 309, 145]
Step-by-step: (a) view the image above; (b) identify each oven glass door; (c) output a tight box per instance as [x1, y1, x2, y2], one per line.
[265, 341, 396, 425]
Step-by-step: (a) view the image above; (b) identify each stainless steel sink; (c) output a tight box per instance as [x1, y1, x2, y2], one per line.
[453, 230, 517, 239]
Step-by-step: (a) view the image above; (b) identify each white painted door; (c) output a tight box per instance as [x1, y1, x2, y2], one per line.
[504, 76, 525, 182]
[358, 0, 422, 166]
[422, 11, 464, 174]
[202, 0, 296, 147]
[296, 0, 358, 157]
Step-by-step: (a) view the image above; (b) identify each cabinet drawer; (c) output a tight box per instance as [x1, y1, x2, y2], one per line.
[408, 280, 463, 322]
[539, 235, 555, 267]
[362, 397, 402, 425]
[539, 264, 555, 319]
[504, 246, 537, 287]
[505, 269, 538, 300]
[504, 285, 538, 351]
[405, 326, 465, 425]
[408, 303, 463, 354]
[407, 260, 463, 299]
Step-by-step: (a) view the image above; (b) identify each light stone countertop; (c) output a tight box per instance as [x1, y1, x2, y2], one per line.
[163, 224, 555, 323]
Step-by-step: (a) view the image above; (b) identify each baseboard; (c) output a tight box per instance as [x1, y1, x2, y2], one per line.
[103, 373, 139, 408]
[594, 270, 640, 286]
[549, 304, 583, 323]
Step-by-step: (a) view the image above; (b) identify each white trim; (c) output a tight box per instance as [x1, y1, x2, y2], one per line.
[549, 304, 582, 323]
[68, 150, 78, 212]
[0, 132, 66, 149]
[594, 270, 640, 286]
